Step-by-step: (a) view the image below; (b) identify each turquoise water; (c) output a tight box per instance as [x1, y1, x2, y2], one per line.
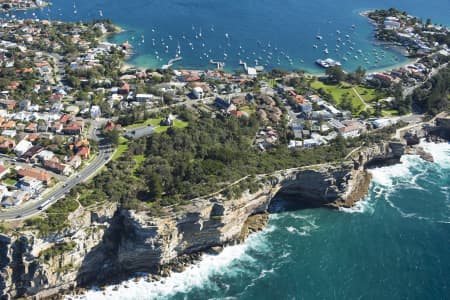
[79, 141, 450, 300]
[10, 0, 450, 72]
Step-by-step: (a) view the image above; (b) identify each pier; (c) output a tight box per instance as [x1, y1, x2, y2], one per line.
[162, 56, 182, 70]
[209, 59, 225, 70]
[239, 60, 263, 75]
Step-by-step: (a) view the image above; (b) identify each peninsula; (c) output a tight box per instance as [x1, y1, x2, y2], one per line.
[0, 8, 448, 299]
[0, 0, 49, 12]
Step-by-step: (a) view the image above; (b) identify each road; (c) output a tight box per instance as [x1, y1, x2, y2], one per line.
[0, 127, 113, 221]
[394, 112, 445, 140]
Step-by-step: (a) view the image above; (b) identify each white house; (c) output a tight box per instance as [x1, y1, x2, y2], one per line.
[135, 94, 154, 102]
[1, 130, 16, 138]
[192, 87, 204, 99]
[338, 123, 361, 139]
[384, 20, 401, 30]
[37, 150, 55, 162]
[0, 184, 8, 198]
[373, 118, 398, 129]
[90, 105, 101, 119]
[14, 140, 33, 157]
[17, 177, 43, 194]
[247, 67, 257, 77]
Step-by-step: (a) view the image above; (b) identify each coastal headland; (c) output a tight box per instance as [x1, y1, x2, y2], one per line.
[0, 6, 448, 299]
[2, 121, 450, 299]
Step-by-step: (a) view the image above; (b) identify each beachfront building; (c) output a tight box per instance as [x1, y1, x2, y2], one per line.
[192, 87, 204, 99]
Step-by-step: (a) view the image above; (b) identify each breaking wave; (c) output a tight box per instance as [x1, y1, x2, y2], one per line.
[367, 141, 450, 222]
[67, 226, 274, 300]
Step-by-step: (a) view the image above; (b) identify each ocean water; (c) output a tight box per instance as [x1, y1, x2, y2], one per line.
[71, 141, 450, 300]
[8, 0, 450, 72]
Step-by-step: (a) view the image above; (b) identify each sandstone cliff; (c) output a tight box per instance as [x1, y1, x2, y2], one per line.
[0, 142, 405, 299]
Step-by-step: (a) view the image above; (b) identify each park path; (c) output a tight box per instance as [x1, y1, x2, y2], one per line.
[352, 87, 371, 110]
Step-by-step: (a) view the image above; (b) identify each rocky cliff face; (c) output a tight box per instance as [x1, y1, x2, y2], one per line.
[0, 202, 117, 299]
[0, 142, 405, 299]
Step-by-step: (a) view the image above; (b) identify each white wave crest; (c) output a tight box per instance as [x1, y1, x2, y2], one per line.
[339, 194, 375, 214]
[420, 141, 450, 168]
[285, 215, 319, 236]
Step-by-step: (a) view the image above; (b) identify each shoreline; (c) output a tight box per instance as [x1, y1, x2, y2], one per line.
[114, 9, 413, 76]
[0, 1, 51, 13]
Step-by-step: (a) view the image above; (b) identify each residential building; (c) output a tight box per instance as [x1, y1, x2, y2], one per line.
[17, 168, 52, 185]
[37, 150, 55, 162]
[135, 94, 154, 102]
[43, 160, 73, 176]
[1, 130, 16, 138]
[21, 145, 44, 162]
[76, 146, 90, 159]
[192, 87, 204, 99]
[0, 99, 16, 110]
[215, 97, 237, 113]
[16, 176, 43, 193]
[90, 105, 101, 119]
[0, 138, 15, 153]
[14, 140, 33, 157]
[68, 155, 82, 169]
[0, 165, 9, 179]
[63, 121, 83, 135]
[338, 122, 361, 139]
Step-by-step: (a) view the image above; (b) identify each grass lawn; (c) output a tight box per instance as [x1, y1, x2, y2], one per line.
[354, 86, 382, 103]
[311, 80, 372, 114]
[240, 105, 256, 115]
[124, 118, 163, 130]
[131, 154, 145, 176]
[154, 119, 189, 133]
[381, 110, 399, 117]
[3, 178, 16, 186]
[112, 137, 129, 161]
[125, 118, 189, 134]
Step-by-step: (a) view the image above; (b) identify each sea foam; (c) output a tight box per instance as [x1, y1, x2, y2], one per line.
[367, 141, 450, 222]
[67, 226, 272, 300]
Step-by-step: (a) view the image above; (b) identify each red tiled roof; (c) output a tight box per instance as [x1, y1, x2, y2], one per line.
[77, 146, 89, 156]
[59, 114, 71, 123]
[17, 168, 51, 182]
[0, 165, 7, 174]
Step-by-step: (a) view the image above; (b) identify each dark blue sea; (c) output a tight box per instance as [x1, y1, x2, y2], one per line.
[8, 0, 450, 72]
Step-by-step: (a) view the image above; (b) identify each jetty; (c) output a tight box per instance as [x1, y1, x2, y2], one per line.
[239, 60, 264, 76]
[162, 56, 182, 70]
[209, 59, 225, 70]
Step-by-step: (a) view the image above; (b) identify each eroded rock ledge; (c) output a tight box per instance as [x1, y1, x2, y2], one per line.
[0, 141, 407, 299]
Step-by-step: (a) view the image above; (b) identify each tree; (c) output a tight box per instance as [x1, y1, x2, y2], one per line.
[106, 127, 120, 146]
[325, 66, 345, 83]
[148, 173, 163, 202]
[354, 66, 366, 84]
[340, 93, 353, 111]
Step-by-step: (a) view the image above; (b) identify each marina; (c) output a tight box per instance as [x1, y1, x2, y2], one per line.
[4, 0, 446, 73]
